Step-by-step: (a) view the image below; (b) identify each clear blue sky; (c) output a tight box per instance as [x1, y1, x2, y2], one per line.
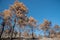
[0, 0, 60, 26]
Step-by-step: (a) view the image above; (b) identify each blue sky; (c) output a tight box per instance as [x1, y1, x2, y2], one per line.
[0, 0, 60, 26]
[0, 0, 60, 37]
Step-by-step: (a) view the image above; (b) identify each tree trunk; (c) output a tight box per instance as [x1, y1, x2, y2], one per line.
[0, 21, 5, 39]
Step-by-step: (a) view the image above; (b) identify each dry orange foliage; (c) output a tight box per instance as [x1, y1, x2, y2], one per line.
[4, 10, 12, 19]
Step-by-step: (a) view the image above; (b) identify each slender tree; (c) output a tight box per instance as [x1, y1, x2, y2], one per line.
[39, 19, 51, 37]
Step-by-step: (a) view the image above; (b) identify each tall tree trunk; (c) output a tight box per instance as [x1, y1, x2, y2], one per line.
[0, 21, 5, 39]
[44, 31, 46, 37]
[10, 18, 16, 40]
[32, 26, 34, 39]
[10, 22, 15, 40]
